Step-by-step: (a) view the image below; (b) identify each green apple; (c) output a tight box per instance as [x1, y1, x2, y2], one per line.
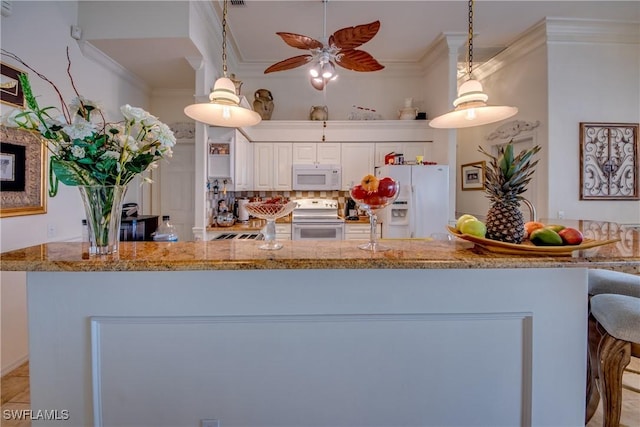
[459, 219, 487, 238]
[456, 214, 478, 231]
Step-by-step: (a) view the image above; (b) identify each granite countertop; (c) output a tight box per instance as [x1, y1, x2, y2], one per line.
[1, 219, 638, 273]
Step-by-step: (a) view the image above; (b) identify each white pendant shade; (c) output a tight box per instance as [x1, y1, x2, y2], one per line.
[184, 77, 262, 128]
[429, 79, 518, 129]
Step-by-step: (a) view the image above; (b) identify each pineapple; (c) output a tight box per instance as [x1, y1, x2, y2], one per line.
[478, 142, 541, 243]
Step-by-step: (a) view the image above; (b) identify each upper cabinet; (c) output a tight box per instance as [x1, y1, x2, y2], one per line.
[208, 128, 253, 191]
[253, 143, 293, 191]
[292, 142, 341, 165]
[341, 143, 375, 191]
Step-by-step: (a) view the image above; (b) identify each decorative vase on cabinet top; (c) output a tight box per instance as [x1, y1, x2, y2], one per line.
[399, 107, 418, 120]
[310, 105, 329, 121]
[253, 89, 274, 120]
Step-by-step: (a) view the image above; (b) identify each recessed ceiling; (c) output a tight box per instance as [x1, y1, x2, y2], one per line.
[90, 1, 640, 90]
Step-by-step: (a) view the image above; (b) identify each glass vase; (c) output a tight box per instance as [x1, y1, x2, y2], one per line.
[78, 185, 127, 255]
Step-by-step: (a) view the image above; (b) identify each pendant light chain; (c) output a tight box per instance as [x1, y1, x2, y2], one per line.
[222, 0, 228, 77]
[467, 0, 474, 77]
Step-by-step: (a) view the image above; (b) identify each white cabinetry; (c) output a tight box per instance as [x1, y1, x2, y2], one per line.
[375, 142, 432, 166]
[234, 131, 253, 191]
[207, 128, 253, 191]
[292, 143, 341, 164]
[341, 143, 375, 190]
[345, 223, 381, 240]
[254, 143, 293, 191]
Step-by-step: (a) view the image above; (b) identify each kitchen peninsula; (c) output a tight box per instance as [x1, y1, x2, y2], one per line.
[2, 222, 638, 427]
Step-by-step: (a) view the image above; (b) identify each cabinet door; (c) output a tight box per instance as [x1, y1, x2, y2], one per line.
[253, 143, 273, 191]
[273, 143, 292, 190]
[234, 131, 250, 190]
[292, 143, 316, 164]
[341, 143, 375, 190]
[316, 143, 341, 164]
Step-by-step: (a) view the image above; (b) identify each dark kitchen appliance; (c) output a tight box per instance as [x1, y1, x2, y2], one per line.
[345, 198, 358, 220]
[120, 215, 159, 241]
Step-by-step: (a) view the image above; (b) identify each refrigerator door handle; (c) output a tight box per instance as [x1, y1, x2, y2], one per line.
[410, 184, 416, 238]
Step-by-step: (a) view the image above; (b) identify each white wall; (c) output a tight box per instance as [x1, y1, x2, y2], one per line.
[0, 1, 150, 373]
[456, 19, 640, 224]
[547, 36, 640, 223]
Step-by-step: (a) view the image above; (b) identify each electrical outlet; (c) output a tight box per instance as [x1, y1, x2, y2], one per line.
[557, 210, 565, 219]
[201, 419, 220, 427]
[47, 223, 57, 238]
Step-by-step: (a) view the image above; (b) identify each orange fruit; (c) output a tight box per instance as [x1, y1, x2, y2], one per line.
[524, 221, 545, 235]
[361, 174, 379, 192]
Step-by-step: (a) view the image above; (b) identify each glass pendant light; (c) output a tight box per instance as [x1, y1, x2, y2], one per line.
[184, 0, 262, 127]
[429, 0, 517, 129]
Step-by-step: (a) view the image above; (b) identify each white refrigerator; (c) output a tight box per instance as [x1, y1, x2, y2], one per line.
[375, 164, 449, 238]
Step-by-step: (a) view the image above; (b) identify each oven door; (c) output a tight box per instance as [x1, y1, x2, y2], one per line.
[292, 222, 345, 241]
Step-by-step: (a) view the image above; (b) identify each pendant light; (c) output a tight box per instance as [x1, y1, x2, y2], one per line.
[429, 0, 517, 129]
[184, 0, 262, 127]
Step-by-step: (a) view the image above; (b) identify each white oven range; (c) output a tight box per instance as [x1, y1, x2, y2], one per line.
[291, 198, 345, 241]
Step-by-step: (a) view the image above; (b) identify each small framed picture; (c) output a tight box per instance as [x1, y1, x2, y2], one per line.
[0, 126, 47, 218]
[1, 62, 26, 109]
[461, 161, 486, 191]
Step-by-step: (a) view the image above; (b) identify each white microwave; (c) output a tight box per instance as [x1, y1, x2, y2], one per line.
[292, 164, 341, 191]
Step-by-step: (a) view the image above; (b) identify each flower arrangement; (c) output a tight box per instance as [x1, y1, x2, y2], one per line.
[1, 49, 176, 197]
[1, 49, 177, 254]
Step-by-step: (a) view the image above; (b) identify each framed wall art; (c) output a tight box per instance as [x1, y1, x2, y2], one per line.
[579, 122, 639, 200]
[1, 62, 26, 109]
[461, 161, 486, 191]
[0, 125, 47, 217]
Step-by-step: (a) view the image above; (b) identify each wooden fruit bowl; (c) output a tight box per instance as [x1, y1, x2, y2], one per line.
[446, 226, 620, 256]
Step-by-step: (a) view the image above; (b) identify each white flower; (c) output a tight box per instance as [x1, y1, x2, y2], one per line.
[0, 109, 33, 127]
[69, 96, 100, 118]
[151, 122, 176, 147]
[63, 120, 96, 140]
[70, 145, 86, 159]
[120, 104, 150, 123]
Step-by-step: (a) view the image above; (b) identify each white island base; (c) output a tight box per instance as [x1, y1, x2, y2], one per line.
[27, 268, 587, 427]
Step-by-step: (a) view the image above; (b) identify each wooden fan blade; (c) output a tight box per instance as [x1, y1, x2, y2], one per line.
[329, 21, 380, 50]
[276, 32, 323, 50]
[336, 50, 385, 72]
[264, 55, 313, 74]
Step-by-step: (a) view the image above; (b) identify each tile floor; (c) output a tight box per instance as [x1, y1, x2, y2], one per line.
[1, 357, 639, 427]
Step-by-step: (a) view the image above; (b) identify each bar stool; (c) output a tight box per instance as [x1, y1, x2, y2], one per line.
[585, 269, 640, 426]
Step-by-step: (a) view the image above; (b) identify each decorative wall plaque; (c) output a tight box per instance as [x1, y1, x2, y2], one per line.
[579, 122, 639, 200]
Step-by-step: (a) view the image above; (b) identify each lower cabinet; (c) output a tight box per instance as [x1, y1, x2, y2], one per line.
[344, 222, 382, 240]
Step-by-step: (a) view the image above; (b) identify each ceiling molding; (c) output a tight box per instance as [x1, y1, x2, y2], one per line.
[76, 40, 149, 94]
[545, 17, 640, 45]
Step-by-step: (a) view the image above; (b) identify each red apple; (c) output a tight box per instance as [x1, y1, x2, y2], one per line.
[558, 227, 583, 245]
[377, 177, 398, 198]
[351, 185, 367, 201]
[364, 194, 384, 208]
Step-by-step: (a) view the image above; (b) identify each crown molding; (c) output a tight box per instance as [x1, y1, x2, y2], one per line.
[545, 17, 640, 44]
[76, 40, 149, 94]
[471, 17, 639, 81]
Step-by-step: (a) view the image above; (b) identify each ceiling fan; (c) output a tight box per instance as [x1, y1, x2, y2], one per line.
[263, 1, 384, 90]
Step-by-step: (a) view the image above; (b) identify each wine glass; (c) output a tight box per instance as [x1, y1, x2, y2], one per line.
[244, 200, 297, 250]
[349, 178, 400, 251]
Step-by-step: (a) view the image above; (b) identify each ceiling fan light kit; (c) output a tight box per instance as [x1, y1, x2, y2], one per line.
[264, 0, 384, 90]
[184, 0, 261, 128]
[430, 0, 517, 129]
